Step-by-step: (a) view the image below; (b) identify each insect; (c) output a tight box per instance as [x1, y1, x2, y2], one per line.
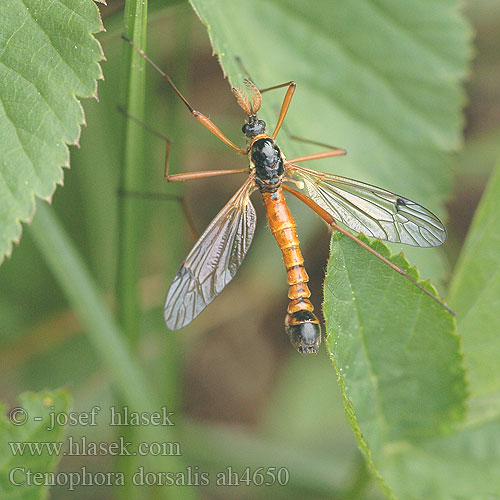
[122, 35, 451, 355]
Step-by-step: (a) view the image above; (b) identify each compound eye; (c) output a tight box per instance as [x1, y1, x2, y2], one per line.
[258, 120, 266, 129]
[242, 123, 249, 135]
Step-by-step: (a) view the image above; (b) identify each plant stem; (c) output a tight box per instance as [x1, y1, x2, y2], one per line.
[30, 203, 154, 411]
[118, 0, 149, 345]
[116, 3, 150, 498]
[30, 203, 196, 500]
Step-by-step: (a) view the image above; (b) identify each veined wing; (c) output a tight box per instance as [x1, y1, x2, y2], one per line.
[165, 177, 257, 330]
[287, 163, 446, 247]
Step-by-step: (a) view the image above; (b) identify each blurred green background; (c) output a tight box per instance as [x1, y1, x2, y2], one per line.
[1, 0, 499, 498]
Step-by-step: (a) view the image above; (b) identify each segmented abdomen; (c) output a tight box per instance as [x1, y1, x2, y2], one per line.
[261, 187, 321, 354]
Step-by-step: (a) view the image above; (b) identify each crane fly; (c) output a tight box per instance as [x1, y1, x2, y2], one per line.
[122, 35, 452, 355]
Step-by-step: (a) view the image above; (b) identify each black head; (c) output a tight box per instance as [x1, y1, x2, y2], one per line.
[242, 115, 266, 138]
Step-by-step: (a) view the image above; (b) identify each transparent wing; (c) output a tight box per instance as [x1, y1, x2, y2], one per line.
[164, 177, 257, 330]
[287, 163, 446, 247]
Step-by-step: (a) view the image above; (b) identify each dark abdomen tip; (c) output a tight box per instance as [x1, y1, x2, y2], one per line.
[285, 310, 321, 355]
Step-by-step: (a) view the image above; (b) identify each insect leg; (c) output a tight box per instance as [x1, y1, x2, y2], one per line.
[258, 81, 297, 140]
[118, 167, 248, 241]
[288, 148, 347, 163]
[166, 169, 248, 182]
[122, 35, 247, 155]
[117, 189, 199, 240]
[161, 154, 246, 236]
[117, 107, 247, 238]
[117, 106, 199, 235]
[286, 135, 347, 163]
[163, 156, 246, 238]
[282, 183, 456, 316]
[117, 105, 247, 182]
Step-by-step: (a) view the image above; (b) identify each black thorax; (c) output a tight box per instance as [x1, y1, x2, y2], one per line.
[250, 138, 285, 192]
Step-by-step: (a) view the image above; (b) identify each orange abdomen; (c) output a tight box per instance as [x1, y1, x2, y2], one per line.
[261, 188, 321, 354]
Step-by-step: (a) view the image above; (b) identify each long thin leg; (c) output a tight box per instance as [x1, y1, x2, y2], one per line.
[288, 148, 347, 163]
[118, 169, 248, 238]
[259, 81, 297, 140]
[117, 105, 247, 182]
[157, 115, 248, 181]
[118, 105, 172, 142]
[288, 135, 344, 150]
[260, 81, 297, 94]
[117, 190, 199, 240]
[122, 34, 247, 155]
[117, 106, 247, 235]
[282, 184, 456, 316]
[166, 169, 248, 182]
[286, 135, 347, 163]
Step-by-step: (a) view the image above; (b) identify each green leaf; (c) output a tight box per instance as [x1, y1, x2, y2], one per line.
[323, 233, 467, 497]
[377, 419, 500, 499]
[380, 157, 500, 499]
[0, 0, 103, 264]
[450, 158, 500, 419]
[325, 154, 500, 499]
[0, 390, 71, 500]
[189, 0, 470, 281]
